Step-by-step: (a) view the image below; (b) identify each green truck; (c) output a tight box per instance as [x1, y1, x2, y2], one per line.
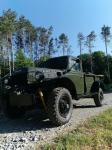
[0, 56, 104, 126]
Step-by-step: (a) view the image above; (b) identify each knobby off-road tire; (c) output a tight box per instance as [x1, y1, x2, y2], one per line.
[94, 88, 104, 107]
[47, 87, 73, 126]
[2, 95, 25, 119]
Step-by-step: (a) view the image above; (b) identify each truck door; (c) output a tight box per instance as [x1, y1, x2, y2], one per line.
[85, 74, 94, 94]
[66, 58, 84, 95]
[71, 71, 84, 95]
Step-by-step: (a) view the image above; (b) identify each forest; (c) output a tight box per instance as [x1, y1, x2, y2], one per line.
[0, 9, 112, 83]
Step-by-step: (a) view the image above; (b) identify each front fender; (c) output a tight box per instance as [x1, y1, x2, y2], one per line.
[42, 77, 77, 99]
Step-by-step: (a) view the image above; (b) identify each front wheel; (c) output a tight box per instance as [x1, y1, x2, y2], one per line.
[94, 88, 104, 107]
[47, 87, 73, 126]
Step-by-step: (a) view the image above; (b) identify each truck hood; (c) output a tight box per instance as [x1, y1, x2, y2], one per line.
[27, 67, 63, 83]
[1, 67, 63, 86]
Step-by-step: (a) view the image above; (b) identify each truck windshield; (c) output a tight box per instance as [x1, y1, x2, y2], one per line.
[38, 57, 68, 70]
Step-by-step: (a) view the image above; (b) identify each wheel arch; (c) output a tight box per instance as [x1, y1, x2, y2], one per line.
[55, 77, 77, 99]
[91, 81, 104, 93]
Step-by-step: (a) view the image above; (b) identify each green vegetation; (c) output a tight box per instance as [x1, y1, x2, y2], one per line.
[15, 49, 33, 67]
[40, 108, 112, 150]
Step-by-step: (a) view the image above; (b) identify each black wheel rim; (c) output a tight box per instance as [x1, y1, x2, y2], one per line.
[58, 95, 70, 118]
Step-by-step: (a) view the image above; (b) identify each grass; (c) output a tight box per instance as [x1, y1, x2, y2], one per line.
[38, 108, 112, 150]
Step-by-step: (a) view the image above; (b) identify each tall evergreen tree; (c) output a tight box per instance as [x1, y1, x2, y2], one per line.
[58, 33, 69, 56]
[0, 9, 17, 75]
[77, 32, 85, 72]
[101, 25, 111, 80]
[48, 38, 54, 57]
[37, 26, 53, 59]
[85, 31, 96, 73]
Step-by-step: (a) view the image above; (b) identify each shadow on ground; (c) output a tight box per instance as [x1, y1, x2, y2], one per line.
[0, 110, 54, 134]
[73, 104, 96, 109]
[0, 104, 97, 134]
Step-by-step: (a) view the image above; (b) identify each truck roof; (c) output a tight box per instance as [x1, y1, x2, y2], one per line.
[50, 55, 77, 60]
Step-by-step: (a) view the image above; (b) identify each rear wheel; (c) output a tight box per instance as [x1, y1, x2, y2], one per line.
[47, 87, 73, 126]
[94, 88, 104, 107]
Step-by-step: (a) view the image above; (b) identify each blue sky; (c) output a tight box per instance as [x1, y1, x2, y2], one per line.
[0, 0, 112, 56]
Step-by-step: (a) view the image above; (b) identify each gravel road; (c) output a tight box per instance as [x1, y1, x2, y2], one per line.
[0, 93, 112, 150]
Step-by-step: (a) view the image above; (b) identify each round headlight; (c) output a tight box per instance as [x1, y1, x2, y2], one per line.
[35, 74, 40, 79]
[35, 71, 44, 81]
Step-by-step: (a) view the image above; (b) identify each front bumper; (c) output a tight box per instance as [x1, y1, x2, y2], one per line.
[9, 93, 34, 107]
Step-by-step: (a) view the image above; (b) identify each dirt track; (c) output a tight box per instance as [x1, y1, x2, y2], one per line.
[0, 93, 112, 150]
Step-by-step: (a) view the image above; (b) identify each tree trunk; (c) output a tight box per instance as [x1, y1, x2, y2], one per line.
[105, 37, 110, 80]
[11, 33, 14, 71]
[63, 46, 65, 56]
[7, 34, 11, 76]
[35, 40, 39, 60]
[29, 34, 34, 67]
[79, 42, 83, 72]
[89, 41, 93, 73]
